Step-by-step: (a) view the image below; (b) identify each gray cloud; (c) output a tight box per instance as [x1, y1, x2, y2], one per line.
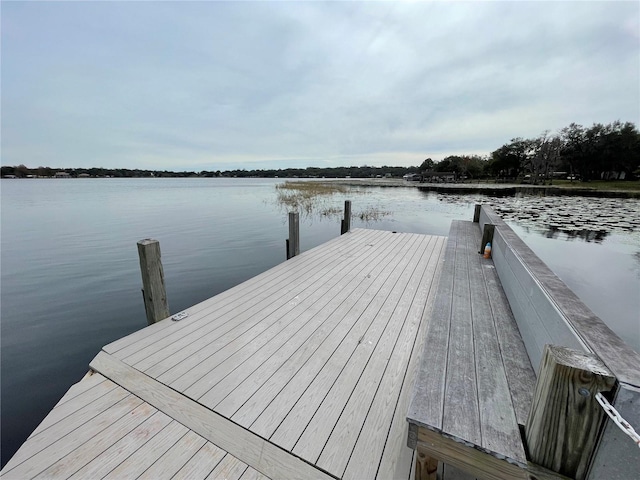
[2, 1, 638, 170]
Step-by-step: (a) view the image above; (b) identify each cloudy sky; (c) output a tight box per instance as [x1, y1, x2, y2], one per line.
[2, 1, 638, 171]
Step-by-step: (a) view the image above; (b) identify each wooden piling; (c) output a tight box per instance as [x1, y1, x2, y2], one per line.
[473, 204, 481, 223]
[287, 212, 300, 260]
[137, 239, 170, 325]
[415, 450, 438, 480]
[525, 345, 615, 480]
[478, 223, 495, 254]
[341, 200, 352, 235]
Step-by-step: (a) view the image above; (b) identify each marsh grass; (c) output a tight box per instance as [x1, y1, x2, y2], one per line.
[275, 180, 391, 222]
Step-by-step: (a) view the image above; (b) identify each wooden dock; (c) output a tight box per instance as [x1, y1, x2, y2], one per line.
[2, 229, 447, 479]
[4, 208, 639, 480]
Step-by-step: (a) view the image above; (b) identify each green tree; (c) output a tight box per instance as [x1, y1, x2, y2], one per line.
[419, 158, 434, 171]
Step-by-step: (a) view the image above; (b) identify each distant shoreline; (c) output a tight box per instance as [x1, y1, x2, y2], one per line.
[3, 175, 639, 198]
[313, 178, 640, 198]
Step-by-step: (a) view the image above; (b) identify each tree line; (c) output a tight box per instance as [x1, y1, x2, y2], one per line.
[3, 121, 638, 182]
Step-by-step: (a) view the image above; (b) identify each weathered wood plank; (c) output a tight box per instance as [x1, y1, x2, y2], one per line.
[407, 221, 540, 478]
[28, 374, 117, 439]
[89, 351, 336, 480]
[253, 235, 439, 443]
[462, 221, 526, 464]
[53, 370, 106, 407]
[206, 454, 249, 480]
[171, 442, 227, 480]
[293, 234, 425, 466]
[2, 395, 144, 479]
[141, 231, 386, 386]
[32, 403, 157, 479]
[2, 384, 132, 472]
[123, 230, 381, 370]
[175, 232, 400, 400]
[443, 222, 480, 445]
[345, 237, 445, 480]
[137, 430, 208, 479]
[102, 420, 190, 479]
[290, 234, 428, 462]
[407, 223, 459, 432]
[341, 200, 352, 234]
[287, 211, 300, 259]
[218, 232, 418, 423]
[138, 238, 170, 325]
[239, 467, 272, 480]
[68, 411, 174, 479]
[415, 428, 527, 480]
[317, 235, 437, 475]
[526, 345, 616, 480]
[104, 229, 379, 356]
[479, 255, 535, 426]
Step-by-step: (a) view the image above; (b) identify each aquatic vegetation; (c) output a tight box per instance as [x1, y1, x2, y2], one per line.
[275, 180, 391, 223]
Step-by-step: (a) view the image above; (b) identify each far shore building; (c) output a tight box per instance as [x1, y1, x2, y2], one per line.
[55, 172, 71, 178]
[421, 171, 457, 183]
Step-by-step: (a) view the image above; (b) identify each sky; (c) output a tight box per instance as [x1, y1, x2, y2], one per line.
[1, 1, 639, 171]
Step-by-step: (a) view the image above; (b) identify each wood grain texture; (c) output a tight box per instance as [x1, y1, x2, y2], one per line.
[479, 256, 535, 426]
[28, 374, 118, 439]
[416, 429, 527, 480]
[102, 420, 190, 479]
[407, 220, 535, 475]
[407, 222, 458, 431]
[525, 344, 615, 480]
[1, 385, 134, 474]
[171, 442, 227, 480]
[292, 234, 426, 463]
[343, 237, 444, 480]
[137, 239, 170, 325]
[415, 451, 438, 480]
[137, 230, 385, 386]
[137, 430, 207, 479]
[1, 395, 144, 479]
[199, 233, 404, 415]
[365, 238, 446, 480]
[443, 222, 480, 444]
[68, 411, 174, 479]
[462, 221, 526, 464]
[179, 233, 401, 402]
[266, 234, 429, 450]
[317, 236, 435, 475]
[32, 403, 157, 479]
[89, 351, 336, 480]
[3, 229, 449, 480]
[105, 229, 379, 356]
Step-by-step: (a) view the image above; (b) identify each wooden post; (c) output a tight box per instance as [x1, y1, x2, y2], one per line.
[137, 239, 170, 325]
[525, 345, 615, 480]
[287, 212, 299, 260]
[415, 448, 438, 480]
[341, 200, 352, 235]
[479, 224, 495, 254]
[473, 204, 481, 223]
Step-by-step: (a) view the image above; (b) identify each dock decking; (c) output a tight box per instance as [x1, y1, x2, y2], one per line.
[2, 229, 446, 479]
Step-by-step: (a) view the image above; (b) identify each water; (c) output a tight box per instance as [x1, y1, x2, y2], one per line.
[1, 178, 639, 467]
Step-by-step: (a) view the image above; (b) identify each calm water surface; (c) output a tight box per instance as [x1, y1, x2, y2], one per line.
[1, 178, 639, 467]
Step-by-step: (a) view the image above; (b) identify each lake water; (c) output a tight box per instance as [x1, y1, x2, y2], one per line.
[1, 177, 639, 467]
